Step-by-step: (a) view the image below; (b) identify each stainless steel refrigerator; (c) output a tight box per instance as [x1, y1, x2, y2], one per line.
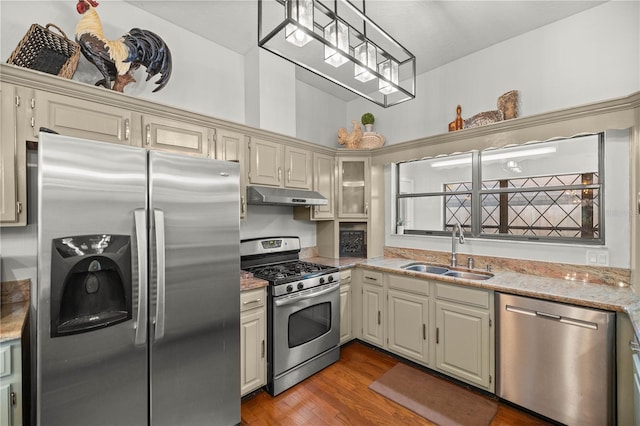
[35, 133, 240, 425]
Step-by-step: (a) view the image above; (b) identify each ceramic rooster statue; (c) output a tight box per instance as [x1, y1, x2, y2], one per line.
[75, 0, 172, 92]
[337, 120, 363, 149]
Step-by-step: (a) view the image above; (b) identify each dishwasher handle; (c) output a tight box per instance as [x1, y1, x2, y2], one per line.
[505, 304, 598, 330]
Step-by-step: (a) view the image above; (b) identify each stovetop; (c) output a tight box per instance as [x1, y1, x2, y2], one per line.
[246, 260, 338, 285]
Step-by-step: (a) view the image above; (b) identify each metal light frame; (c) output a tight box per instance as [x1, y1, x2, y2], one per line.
[258, 0, 416, 108]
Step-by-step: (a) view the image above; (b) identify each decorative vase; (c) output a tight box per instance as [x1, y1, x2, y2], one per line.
[365, 124, 373, 132]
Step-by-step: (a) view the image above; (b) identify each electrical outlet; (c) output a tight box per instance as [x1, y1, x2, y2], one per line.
[586, 250, 609, 266]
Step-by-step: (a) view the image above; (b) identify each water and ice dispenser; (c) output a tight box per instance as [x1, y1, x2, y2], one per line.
[50, 234, 132, 337]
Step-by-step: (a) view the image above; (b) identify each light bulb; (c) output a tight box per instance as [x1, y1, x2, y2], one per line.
[354, 41, 377, 82]
[324, 20, 349, 67]
[285, 0, 313, 47]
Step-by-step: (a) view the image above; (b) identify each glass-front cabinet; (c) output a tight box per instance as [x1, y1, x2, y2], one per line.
[338, 156, 370, 219]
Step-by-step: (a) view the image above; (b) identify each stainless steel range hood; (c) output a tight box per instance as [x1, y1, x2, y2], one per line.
[246, 186, 327, 207]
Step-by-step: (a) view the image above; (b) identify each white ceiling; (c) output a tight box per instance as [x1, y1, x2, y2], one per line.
[125, 0, 606, 100]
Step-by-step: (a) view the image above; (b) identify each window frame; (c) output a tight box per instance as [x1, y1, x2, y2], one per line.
[395, 133, 605, 245]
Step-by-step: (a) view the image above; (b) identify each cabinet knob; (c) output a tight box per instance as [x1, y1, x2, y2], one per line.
[287, 169, 291, 183]
[145, 124, 151, 145]
[278, 168, 282, 182]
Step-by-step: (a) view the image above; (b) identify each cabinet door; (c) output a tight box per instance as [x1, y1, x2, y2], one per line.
[338, 157, 370, 219]
[0, 382, 11, 426]
[312, 153, 335, 220]
[34, 90, 135, 145]
[339, 284, 352, 344]
[387, 289, 429, 365]
[240, 307, 266, 396]
[216, 128, 247, 219]
[362, 283, 384, 347]
[1, 83, 21, 225]
[284, 146, 311, 189]
[435, 300, 491, 389]
[142, 115, 209, 157]
[248, 138, 282, 187]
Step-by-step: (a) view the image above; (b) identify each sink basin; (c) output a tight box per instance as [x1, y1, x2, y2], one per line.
[402, 264, 449, 274]
[443, 270, 493, 280]
[401, 263, 494, 281]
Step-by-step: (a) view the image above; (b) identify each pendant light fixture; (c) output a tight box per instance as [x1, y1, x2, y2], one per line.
[258, 0, 416, 108]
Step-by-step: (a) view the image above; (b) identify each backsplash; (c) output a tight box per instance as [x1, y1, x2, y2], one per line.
[384, 246, 630, 287]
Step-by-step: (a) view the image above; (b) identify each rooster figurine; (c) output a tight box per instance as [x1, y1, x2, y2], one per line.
[75, 0, 172, 92]
[337, 120, 363, 149]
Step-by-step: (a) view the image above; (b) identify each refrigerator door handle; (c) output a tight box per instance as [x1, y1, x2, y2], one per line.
[134, 209, 148, 346]
[154, 208, 166, 341]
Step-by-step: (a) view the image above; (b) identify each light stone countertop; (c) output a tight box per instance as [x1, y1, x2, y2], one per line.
[308, 256, 640, 340]
[1, 279, 30, 343]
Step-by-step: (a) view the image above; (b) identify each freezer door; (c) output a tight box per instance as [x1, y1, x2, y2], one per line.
[37, 134, 148, 426]
[148, 151, 240, 426]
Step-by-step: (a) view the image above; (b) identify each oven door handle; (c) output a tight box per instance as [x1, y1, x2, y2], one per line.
[274, 282, 340, 306]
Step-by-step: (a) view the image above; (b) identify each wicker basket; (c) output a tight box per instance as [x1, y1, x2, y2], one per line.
[7, 23, 80, 79]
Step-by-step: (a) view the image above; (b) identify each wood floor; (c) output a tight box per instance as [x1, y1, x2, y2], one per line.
[241, 342, 553, 425]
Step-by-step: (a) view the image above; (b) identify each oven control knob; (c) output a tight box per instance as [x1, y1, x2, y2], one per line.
[286, 284, 293, 293]
[319, 277, 325, 284]
[327, 275, 334, 283]
[297, 282, 304, 290]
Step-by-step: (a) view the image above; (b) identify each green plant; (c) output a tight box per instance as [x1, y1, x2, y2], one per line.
[361, 112, 375, 126]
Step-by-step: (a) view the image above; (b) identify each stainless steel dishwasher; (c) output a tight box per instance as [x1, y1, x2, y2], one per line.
[496, 293, 616, 425]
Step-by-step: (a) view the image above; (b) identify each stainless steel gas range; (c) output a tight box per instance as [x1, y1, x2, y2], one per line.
[240, 237, 340, 396]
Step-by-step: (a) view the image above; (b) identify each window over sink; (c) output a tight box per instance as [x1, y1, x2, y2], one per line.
[395, 133, 604, 244]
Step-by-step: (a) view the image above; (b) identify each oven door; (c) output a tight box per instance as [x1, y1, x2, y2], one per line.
[272, 282, 340, 376]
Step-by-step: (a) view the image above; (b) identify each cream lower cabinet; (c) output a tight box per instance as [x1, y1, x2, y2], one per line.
[240, 288, 266, 396]
[340, 284, 352, 345]
[0, 339, 22, 426]
[339, 269, 353, 344]
[434, 282, 494, 391]
[387, 274, 430, 365]
[361, 270, 384, 347]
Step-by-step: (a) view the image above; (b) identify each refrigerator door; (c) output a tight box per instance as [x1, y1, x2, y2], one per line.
[37, 134, 148, 425]
[148, 151, 240, 426]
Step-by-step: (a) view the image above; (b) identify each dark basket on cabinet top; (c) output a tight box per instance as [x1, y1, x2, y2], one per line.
[339, 231, 366, 258]
[7, 23, 80, 79]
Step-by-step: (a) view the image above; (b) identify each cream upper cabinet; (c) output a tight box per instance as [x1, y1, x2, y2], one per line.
[215, 128, 248, 219]
[284, 146, 312, 189]
[1, 83, 28, 226]
[240, 288, 266, 396]
[312, 152, 335, 220]
[338, 156, 370, 219]
[434, 282, 494, 391]
[142, 114, 210, 157]
[248, 138, 311, 189]
[34, 90, 136, 145]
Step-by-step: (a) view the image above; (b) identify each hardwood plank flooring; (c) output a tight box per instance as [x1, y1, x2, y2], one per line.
[241, 342, 553, 425]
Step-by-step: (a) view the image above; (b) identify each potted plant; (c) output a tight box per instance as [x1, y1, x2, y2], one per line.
[396, 218, 404, 234]
[361, 112, 375, 132]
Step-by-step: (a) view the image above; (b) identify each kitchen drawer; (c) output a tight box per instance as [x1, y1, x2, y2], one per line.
[387, 274, 429, 296]
[435, 282, 489, 309]
[362, 270, 383, 286]
[339, 269, 352, 284]
[0, 345, 10, 377]
[241, 288, 266, 312]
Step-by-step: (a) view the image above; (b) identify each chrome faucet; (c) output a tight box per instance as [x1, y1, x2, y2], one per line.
[451, 221, 465, 267]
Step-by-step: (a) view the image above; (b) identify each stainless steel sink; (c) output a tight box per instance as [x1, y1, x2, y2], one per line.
[443, 270, 493, 280]
[401, 263, 493, 281]
[402, 263, 449, 274]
